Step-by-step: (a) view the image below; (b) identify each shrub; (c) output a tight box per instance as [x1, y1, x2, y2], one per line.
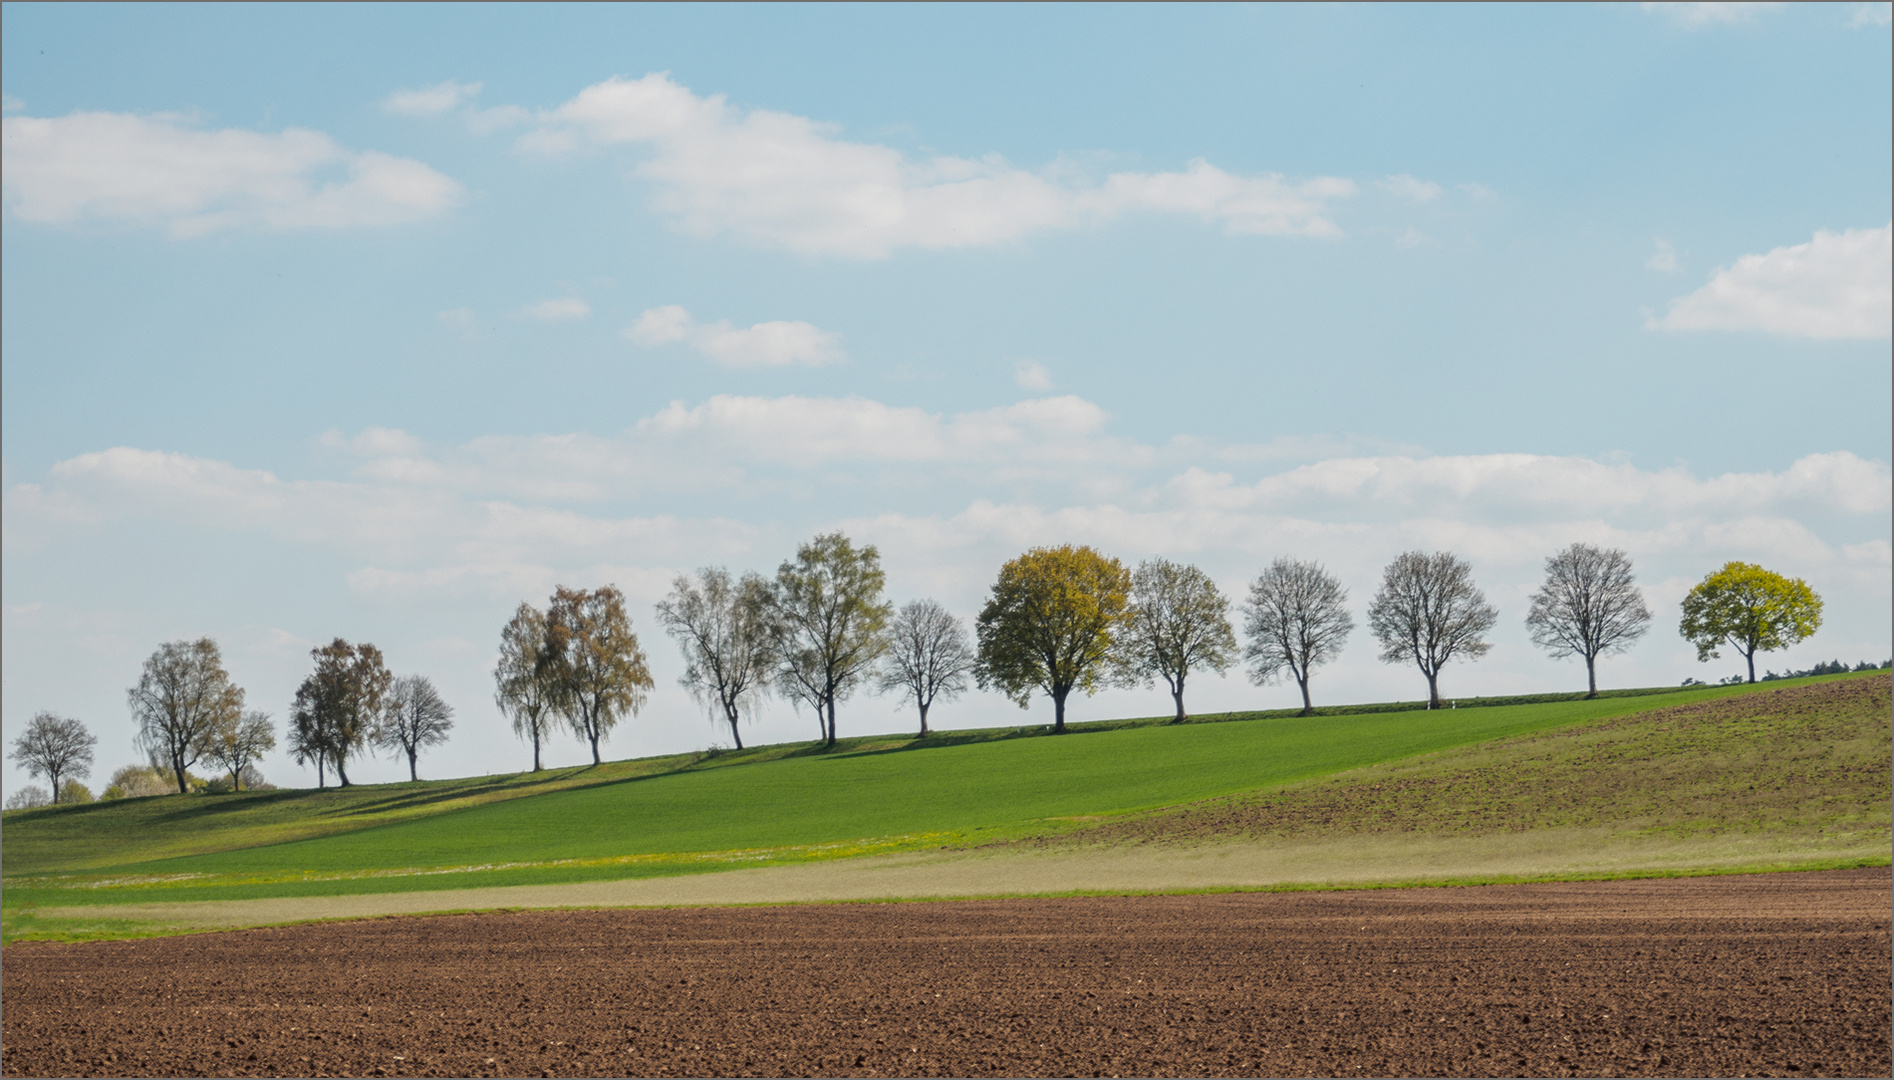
[100, 765, 174, 800]
[57, 780, 94, 804]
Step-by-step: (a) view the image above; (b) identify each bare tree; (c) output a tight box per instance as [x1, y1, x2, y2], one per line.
[1243, 558, 1355, 715]
[769, 533, 893, 747]
[203, 711, 275, 791]
[9, 713, 97, 803]
[657, 568, 775, 750]
[877, 599, 977, 736]
[6, 786, 50, 810]
[1367, 551, 1498, 708]
[546, 585, 655, 765]
[495, 602, 562, 771]
[291, 639, 391, 787]
[375, 675, 455, 781]
[1119, 559, 1238, 723]
[129, 638, 246, 794]
[1525, 543, 1652, 697]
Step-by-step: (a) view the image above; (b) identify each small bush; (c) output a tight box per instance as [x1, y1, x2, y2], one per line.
[100, 765, 174, 800]
[57, 780, 94, 804]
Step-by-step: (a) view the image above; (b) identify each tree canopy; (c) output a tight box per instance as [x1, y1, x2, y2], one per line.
[1525, 543, 1652, 696]
[9, 712, 97, 804]
[1367, 551, 1497, 708]
[1243, 558, 1354, 715]
[975, 544, 1132, 733]
[769, 533, 892, 747]
[374, 675, 455, 781]
[290, 639, 391, 788]
[203, 711, 275, 792]
[657, 568, 775, 749]
[494, 602, 561, 771]
[1679, 561, 1823, 683]
[128, 638, 245, 794]
[1119, 558, 1236, 723]
[546, 585, 654, 765]
[877, 598, 977, 736]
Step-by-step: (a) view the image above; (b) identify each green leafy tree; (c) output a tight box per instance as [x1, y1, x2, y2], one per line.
[976, 544, 1133, 734]
[1119, 558, 1237, 723]
[129, 639, 245, 794]
[291, 639, 392, 787]
[768, 533, 893, 748]
[1679, 561, 1823, 684]
[9, 712, 97, 804]
[547, 585, 655, 765]
[494, 602, 562, 771]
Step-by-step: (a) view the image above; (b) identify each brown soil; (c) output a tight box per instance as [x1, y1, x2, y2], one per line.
[4, 868, 1888, 1078]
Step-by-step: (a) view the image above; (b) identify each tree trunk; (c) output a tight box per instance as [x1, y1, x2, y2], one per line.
[728, 708, 744, 750]
[316, 756, 326, 789]
[1425, 669, 1441, 709]
[231, 768, 242, 792]
[1052, 688, 1068, 734]
[334, 755, 351, 787]
[531, 728, 542, 772]
[1745, 648, 1757, 684]
[1585, 654, 1599, 698]
[408, 748, 418, 783]
[825, 698, 837, 748]
[1171, 675, 1186, 724]
[49, 769, 64, 802]
[589, 728, 601, 765]
[173, 751, 190, 794]
[918, 700, 931, 737]
[1297, 672, 1313, 716]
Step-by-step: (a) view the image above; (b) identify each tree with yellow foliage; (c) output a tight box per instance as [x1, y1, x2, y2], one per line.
[975, 545, 1132, 734]
[1679, 561, 1823, 684]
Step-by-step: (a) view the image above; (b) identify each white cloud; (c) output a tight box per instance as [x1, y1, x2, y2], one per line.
[1377, 174, 1441, 203]
[0, 111, 462, 236]
[523, 297, 590, 321]
[1642, 2, 1783, 27]
[383, 80, 483, 117]
[1013, 361, 1053, 390]
[511, 74, 1355, 258]
[1646, 239, 1679, 274]
[1650, 224, 1892, 339]
[626, 304, 843, 366]
[1853, 3, 1893, 27]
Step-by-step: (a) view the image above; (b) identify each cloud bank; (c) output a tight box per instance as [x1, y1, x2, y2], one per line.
[508, 74, 1357, 258]
[1651, 224, 1892, 339]
[627, 305, 845, 366]
[1, 111, 463, 236]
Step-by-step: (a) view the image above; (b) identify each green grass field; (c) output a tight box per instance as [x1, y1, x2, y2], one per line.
[3, 673, 1886, 941]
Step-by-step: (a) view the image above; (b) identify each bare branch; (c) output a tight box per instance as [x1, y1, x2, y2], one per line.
[877, 599, 976, 735]
[1243, 559, 1353, 715]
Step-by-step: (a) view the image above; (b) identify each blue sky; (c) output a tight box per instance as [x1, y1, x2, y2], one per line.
[4, 2, 1890, 793]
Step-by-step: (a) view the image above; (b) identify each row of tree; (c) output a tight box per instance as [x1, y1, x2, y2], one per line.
[287, 639, 456, 787]
[487, 533, 1828, 768]
[6, 635, 461, 803]
[5, 539, 1828, 797]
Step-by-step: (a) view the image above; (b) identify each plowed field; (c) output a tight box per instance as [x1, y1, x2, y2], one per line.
[3, 868, 1887, 1078]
